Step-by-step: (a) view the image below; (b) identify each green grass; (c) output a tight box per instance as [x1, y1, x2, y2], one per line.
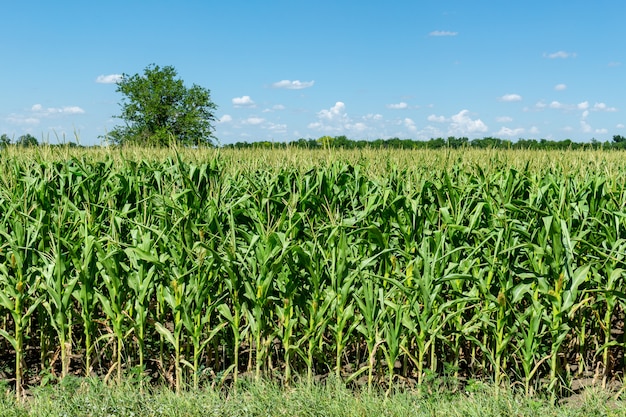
[0, 378, 625, 417]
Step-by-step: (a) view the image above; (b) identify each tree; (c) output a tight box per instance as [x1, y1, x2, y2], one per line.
[0, 134, 11, 148]
[16, 134, 38, 147]
[110, 64, 217, 147]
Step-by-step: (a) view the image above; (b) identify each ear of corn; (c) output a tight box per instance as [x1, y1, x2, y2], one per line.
[0, 147, 625, 400]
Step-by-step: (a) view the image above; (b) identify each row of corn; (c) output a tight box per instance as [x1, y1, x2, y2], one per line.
[0, 149, 625, 399]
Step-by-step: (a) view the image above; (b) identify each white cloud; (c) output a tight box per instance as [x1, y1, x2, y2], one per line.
[307, 102, 384, 136]
[529, 126, 540, 135]
[533, 100, 617, 115]
[364, 113, 383, 121]
[594, 102, 617, 112]
[6, 115, 40, 125]
[31, 104, 85, 116]
[243, 117, 265, 125]
[496, 116, 513, 123]
[427, 114, 446, 123]
[496, 127, 525, 137]
[554, 83, 567, 91]
[404, 118, 417, 132]
[307, 102, 350, 134]
[96, 74, 122, 84]
[449, 110, 488, 135]
[387, 102, 408, 109]
[232, 96, 256, 108]
[5, 103, 85, 127]
[346, 122, 368, 132]
[499, 94, 522, 102]
[271, 80, 315, 89]
[218, 114, 232, 123]
[262, 104, 286, 113]
[581, 120, 592, 133]
[60, 106, 85, 115]
[318, 102, 346, 121]
[617, 123, 625, 129]
[265, 122, 287, 132]
[429, 30, 458, 37]
[544, 51, 577, 59]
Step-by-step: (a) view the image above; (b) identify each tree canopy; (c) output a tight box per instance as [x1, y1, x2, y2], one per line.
[109, 64, 217, 147]
[0, 134, 10, 148]
[15, 134, 39, 147]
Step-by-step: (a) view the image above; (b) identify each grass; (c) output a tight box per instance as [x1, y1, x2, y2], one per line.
[0, 377, 625, 417]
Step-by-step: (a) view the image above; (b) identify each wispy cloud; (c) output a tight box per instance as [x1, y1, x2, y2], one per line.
[31, 104, 85, 115]
[6, 103, 85, 127]
[217, 114, 232, 123]
[543, 51, 577, 59]
[496, 126, 525, 137]
[308, 102, 360, 135]
[535, 100, 617, 113]
[593, 102, 618, 112]
[262, 104, 286, 113]
[429, 30, 458, 37]
[550, 101, 566, 109]
[271, 80, 315, 89]
[449, 110, 488, 135]
[6, 115, 40, 125]
[265, 122, 287, 132]
[243, 117, 265, 125]
[581, 120, 592, 133]
[554, 83, 567, 91]
[427, 114, 446, 123]
[499, 94, 522, 102]
[232, 96, 256, 108]
[317, 102, 347, 121]
[403, 118, 417, 132]
[427, 110, 487, 136]
[96, 74, 123, 84]
[387, 102, 408, 109]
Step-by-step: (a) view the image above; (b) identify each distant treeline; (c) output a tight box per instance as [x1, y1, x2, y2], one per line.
[3, 133, 626, 150]
[224, 135, 626, 150]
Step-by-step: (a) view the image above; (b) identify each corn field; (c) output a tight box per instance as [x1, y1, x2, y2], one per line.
[0, 146, 625, 399]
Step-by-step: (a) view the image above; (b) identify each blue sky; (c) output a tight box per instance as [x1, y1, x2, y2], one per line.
[1, 1, 624, 145]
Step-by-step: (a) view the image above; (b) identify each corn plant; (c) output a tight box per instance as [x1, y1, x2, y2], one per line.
[354, 273, 386, 389]
[94, 235, 130, 384]
[176, 242, 227, 389]
[0, 147, 625, 400]
[124, 228, 163, 378]
[530, 214, 591, 398]
[0, 207, 44, 400]
[297, 239, 332, 384]
[513, 284, 549, 396]
[323, 226, 358, 379]
[381, 296, 405, 392]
